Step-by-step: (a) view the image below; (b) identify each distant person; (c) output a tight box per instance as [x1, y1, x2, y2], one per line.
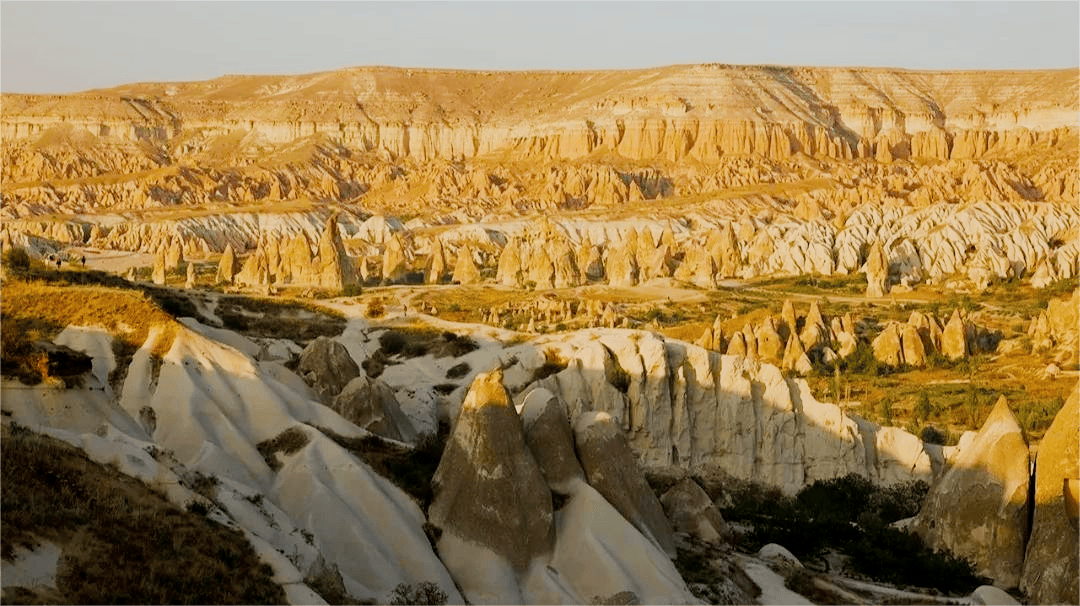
[81, 255, 86, 266]
[56, 258, 61, 269]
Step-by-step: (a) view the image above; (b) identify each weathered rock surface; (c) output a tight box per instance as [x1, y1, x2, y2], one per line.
[332, 375, 416, 442]
[659, 477, 729, 545]
[520, 388, 585, 494]
[520, 330, 940, 494]
[428, 370, 554, 603]
[574, 411, 678, 558]
[1020, 384, 1079, 605]
[915, 396, 1030, 588]
[297, 337, 361, 404]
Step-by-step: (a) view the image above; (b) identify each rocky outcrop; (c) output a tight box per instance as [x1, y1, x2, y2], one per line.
[915, 397, 1030, 588]
[659, 478, 729, 545]
[520, 388, 585, 494]
[297, 337, 360, 404]
[216, 243, 237, 283]
[332, 375, 416, 442]
[517, 330, 940, 494]
[1020, 384, 1079, 605]
[941, 309, 970, 360]
[573, 411, 677, 558]
[451, 244, 481, 285]
[428, 370, 554, 602]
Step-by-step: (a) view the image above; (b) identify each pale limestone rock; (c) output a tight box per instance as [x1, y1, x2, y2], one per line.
[427, 238, 448, 284]
[872, 323, 905, 366]
[900, 322, 927, 367]
[606, 242, 638, 287]
[152, 249, 167, 285]
[1020, 384, 1079, 605]
[165, 238, 184, 271]
[574, 411, 677, 558]
[548, 240, 582, 288]
[283, 235, 312, 284]
[316, 216, 355, 290]
[527, 245, 555, 290]
[185, 262, 196, 288]
[915, 397, 1030, 587]
[497, 238, 523, 287]
[451, 244, 482, 285]
[865, 239, 888, 297]
[780, 299, 798, 341]
[755, 318, 785, 363]
[725, 331, 747, 357]
[216, 243, 237, 284]
[381, 234, 408, 283]
[781, 333, 813, 375]
[942, 309, 969, 360]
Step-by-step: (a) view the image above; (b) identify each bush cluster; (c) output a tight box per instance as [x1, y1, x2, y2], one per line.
[719, 473, 983, 595]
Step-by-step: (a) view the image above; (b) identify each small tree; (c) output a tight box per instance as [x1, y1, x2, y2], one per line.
[2, 246, 31, 270]
[388, 582, 448, 606]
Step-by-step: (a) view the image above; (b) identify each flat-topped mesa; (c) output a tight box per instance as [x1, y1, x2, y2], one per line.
[3, 65, 1076, 165]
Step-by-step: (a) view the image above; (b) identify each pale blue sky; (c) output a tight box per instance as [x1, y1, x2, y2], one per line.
[2, 1, 1077, 93]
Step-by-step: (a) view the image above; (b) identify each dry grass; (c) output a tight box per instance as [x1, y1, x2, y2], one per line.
[1, 279, 179, 384]
[1, 424, 285, 604]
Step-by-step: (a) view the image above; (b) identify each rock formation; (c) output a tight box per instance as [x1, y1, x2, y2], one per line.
[216, 243, 237, 284]
[915, 396, 1030, 587]
[451, 244, 481, 285]
[659, 478, 729, 545]
[332, 375, 416, 442]
[1020, 384, 1079, 604]
[573, 411, 678, 558]
[520, 388, 586, 494]
[297, 337, 361, 404]
[428, 370, 554, 602]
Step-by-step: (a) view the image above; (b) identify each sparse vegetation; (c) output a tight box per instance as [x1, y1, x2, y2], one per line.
[316, 424, 449, 509]
[387, 581, 448, 605]
[713, 473, 982, 595]
[1, 424, 284, 604]
[377, 327, 479, 360]
[256, 426, 311, 472]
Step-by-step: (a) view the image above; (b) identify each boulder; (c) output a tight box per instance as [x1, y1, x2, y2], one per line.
[915, 396, 1030, 587]
[872, 323, 904, 366]
[1020, 384, 1079, 605]
[573, 411, 677, 558]
[297, 337, 361, 404]
[659, 478, 729, 544]
[332, 375, 416, 442]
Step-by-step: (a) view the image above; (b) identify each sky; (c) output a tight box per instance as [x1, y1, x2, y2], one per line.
[2, 1, 1078, 93]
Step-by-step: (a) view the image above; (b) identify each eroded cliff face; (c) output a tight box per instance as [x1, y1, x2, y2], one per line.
[2, 65, 1077, 221]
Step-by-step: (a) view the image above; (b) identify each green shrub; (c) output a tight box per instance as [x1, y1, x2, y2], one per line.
[2, 246, 31, 270]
